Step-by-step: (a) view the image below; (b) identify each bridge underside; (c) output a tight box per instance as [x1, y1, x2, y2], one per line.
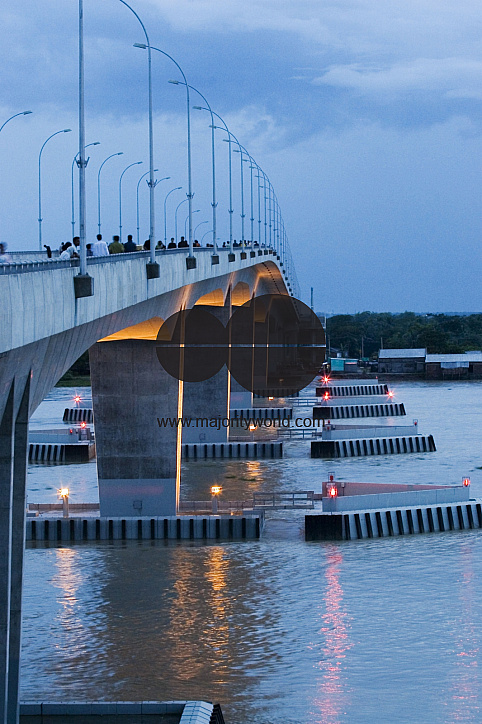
[0, 251, 292, 723]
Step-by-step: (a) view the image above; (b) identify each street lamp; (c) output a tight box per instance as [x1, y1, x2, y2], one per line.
[211, 485, 222, 514]
[71, 142, 99, 239]
[119, 161, 142, 242]
[185, 210, 200, 239]
[163, 186, 182, 244]
[232, 148, 246, 244]
[120, 1, 158, 274]
[136, 168, 159, 246]
[174, 198, 188, 244]
[97, 152, 123, 236]
[38, 128, 72, 251]
[201, 228, 213, 244]
[0, 110, 32, 134]
[208, 113, 235, 252]
[135, 43, 194, 259]
[194, 220, 208, 239]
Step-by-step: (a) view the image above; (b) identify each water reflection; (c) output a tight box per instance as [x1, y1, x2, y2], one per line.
[447, 541, 481, 722]
[314, 546, 353, 724]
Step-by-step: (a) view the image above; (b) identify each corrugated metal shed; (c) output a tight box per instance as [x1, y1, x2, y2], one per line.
[378, 348, 426, 359]
[426, 352, 482, 363]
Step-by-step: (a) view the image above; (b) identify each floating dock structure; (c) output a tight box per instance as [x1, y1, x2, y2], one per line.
[62, 406, 291, 424]
[26, 514, 263, 543]
[313, 398, 406, 419]
[306, 480, 474, 540]
[231, 407, 292, 420]
[182, 441, 283, 459]
[63, 407, 94, 423]
[20, 700, 226, 723]
[316, 382, 389, 397]
[311, 423, 435, 458]
[28, 427, 95, 463]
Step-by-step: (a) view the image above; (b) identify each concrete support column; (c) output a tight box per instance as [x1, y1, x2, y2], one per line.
[0, 385, 14, 724]
[182, 306, 230, 444]
[90, 340, 182, 517]
[182, 369, 230, 443]
[229, 377, 253, 410]
[7, 377, 30, 724]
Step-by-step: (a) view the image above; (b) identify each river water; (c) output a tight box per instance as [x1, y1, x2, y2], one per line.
[22, 381, 482, 723]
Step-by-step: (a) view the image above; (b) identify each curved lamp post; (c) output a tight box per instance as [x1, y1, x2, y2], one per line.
[97, 152, 123, 236]
[0, 110, 32, 134]
[119, 161, 142, 242]
[185, 209, 200, 239]
[209, 112, 234, 252]
[71, 141, 99, 239]
[38, 128, 72, 250]
[164, 186, 182, 244]
[194, 220, 208, 239]
[119, 1, 158, 273]
[135, 43, 194, 259]
[136, 168, 161, 246]
[201, 228, 213, 244]
[174, 197, 188, 244]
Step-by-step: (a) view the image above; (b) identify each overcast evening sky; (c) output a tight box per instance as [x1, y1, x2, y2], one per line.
[0, 0, 480, 313]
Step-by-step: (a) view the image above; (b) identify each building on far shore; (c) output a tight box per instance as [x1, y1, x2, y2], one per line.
[378, 348, 426, 374]
[425, 352, 482, 379]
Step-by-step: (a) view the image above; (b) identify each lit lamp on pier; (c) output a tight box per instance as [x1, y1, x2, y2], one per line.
[58, 488, 70, 518]
[211, 485, 222, 514]
[463, 477, 471, 487]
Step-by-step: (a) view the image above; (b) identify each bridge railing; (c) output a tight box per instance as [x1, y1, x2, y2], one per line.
[0, 244, 300, 297]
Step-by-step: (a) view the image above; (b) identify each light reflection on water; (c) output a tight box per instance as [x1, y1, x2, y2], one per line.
[21, 381, 482, 723]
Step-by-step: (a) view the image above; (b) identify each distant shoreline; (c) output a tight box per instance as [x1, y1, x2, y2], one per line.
[55, 375, 91, 387]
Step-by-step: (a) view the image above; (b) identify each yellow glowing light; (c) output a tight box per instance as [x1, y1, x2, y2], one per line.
[268, 396, 274, 401]
[58, 488, 70, 498]
[249, 424, 257, 431]
[211, 486, 222, 496]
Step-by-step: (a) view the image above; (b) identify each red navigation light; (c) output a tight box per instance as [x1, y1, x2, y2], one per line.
[323, 375, 330, 384]
[324, 391, 329, 400]
[329, 486, 338, 497]
[463, 477, 470, 487]
[80, 422, 87, 429]
[74, 395, 81, 404]
[387, 390, 394, 398]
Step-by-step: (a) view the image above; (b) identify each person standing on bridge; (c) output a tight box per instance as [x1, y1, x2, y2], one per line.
[123, 234, 137, 253]
[92, 234, 109, 256]
[0, 243, 12, 263]
[109, 235, 124, 254]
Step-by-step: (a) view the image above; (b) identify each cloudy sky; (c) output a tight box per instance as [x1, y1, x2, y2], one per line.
[0, 0, 480, 312]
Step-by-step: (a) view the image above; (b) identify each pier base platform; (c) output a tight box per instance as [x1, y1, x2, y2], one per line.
[306, 500, 481, 541]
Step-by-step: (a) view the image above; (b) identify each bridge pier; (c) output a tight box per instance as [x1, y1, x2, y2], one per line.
[182, 306, 231, 444]
[90, 340, 181, 517]
[0, 376, 30, 724]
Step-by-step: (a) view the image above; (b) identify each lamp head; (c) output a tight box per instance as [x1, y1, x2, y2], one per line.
[63, 129, 72, 133]
[23, 110, 33, 115]
[168, 79, 180, 85]
[133, 42, 147, 49]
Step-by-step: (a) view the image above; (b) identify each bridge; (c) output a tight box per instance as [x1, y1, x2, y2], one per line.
[0, 243, 298, 722]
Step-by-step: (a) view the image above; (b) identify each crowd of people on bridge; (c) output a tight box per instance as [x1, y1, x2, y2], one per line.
[53, 234, 264, 258]
[0, 235, 265, 265]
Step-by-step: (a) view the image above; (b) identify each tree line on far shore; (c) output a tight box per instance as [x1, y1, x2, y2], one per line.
[59, 311, 482, 382]
[324, 312, 482, 359]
